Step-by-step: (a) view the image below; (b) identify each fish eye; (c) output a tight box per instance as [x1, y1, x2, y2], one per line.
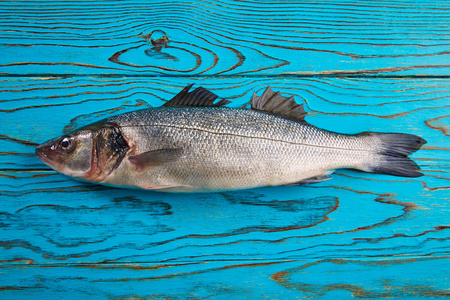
[59, 137, 73, 151]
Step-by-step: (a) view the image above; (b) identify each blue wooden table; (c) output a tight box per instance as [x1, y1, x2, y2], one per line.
[1, 1, 449, 298]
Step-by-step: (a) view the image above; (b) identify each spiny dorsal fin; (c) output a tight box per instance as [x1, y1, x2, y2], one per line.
[251, 86, 307, 122]
[163, 84, 231, 107]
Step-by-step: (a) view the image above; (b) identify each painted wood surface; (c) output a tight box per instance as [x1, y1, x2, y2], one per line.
[1, 0, 450, 299]
[1, 77, 449, 298]
[1, 0, 450, 76]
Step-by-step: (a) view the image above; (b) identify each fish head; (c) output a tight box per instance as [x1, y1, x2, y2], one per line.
[35, 130, 95, 178]
[36, 123, 129, 182]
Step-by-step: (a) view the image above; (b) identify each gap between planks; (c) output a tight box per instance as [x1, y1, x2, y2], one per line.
[2, 74, 450, 79]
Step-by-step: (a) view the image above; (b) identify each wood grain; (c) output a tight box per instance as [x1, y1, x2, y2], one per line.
[1, 77, 449, 298]
[1, 257, 449, 299]
[1, 0, 450, 298]
[1, 0, 450, 75]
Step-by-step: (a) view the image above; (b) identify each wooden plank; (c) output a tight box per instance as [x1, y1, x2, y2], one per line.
[2, 0, 450, 297]
[1, 76, 448, 295]
[1, 168, 449, 263]
[1, 258, 449, 299]
[1, 0, 450, 75]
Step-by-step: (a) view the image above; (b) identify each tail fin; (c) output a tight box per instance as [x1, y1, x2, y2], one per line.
[361, 132, 426, 178]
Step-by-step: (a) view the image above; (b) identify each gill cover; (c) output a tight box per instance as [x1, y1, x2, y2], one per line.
[85, 124, 129, 182]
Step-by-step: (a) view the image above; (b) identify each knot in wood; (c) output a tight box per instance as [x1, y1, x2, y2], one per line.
[139, 30, 169, 52]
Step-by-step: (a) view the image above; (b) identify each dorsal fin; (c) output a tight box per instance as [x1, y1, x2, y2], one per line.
[163, 84, 231, 107]
[251, 86, 307, 122]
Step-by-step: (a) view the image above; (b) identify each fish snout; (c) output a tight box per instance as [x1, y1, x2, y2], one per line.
[35, 141, 50, 161]
[35, 140, 64, 171]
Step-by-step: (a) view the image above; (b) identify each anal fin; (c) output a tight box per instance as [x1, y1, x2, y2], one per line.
[143, 184, 195, 192]
[287, 175, 332, 185]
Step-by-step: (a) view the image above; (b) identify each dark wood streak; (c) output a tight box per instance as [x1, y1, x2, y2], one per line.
[102, 192, 420, 264]
[335, 172, 418, 183]
[353, 226, 450, 244]
[0, 62, 137, 73]
[106, 30, 266, 75]
[172, 21, 363, 59]
[0, 185, 110, 197]
[62, 100, 151, 134]
[0, 189, 339, 261]
[311, 103, 450, 119]
[0, 258, 34, 265]
[422, 146, 450, 151]
[0, 91, 154, 113]
[425, 115, 450, 137]
[2, 42, 140, 49]
[0, 134, 39, 147]
[111, 194, 339, 242]
[0, 151, 33, 156]
[108, 43, 202, 73]
[0, 79, 161, 104]
[227, 47, 290, 75]
[279, 196, 416, 245]
[168, 26, 290, 74]
[94, 260, 290, 282]
[0, 286, 34, 291]
[0, 169, 55, 174]
[290, 64, 450, 76]
[313, 186, 418, 228]
[0, 78, 161, 97]
[173, 18, 450, 58]
[172, 31, 247, 75]
[0, 239, 114, 261]
[71, 261, 203, 271]
[270, 256, 450, 298]
[420, 181, 450, 192]
[291, 84, 450, 108]
[0, 196, 175, 260]
[13, 201, 167, 215]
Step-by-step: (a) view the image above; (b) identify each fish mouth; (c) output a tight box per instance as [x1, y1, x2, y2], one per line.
[35, 144, 51, 164]
[35, 142, 64, 171]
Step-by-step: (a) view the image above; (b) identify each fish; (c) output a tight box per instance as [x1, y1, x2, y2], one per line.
[35, 84, 426, 192]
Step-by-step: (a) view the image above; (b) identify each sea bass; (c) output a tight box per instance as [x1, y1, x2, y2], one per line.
[36, 84, 426, 192]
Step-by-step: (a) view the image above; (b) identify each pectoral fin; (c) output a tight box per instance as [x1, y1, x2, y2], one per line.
[129, 148, 183, 172]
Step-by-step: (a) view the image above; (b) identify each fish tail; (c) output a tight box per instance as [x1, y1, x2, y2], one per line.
[359, 132, 427, 177]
